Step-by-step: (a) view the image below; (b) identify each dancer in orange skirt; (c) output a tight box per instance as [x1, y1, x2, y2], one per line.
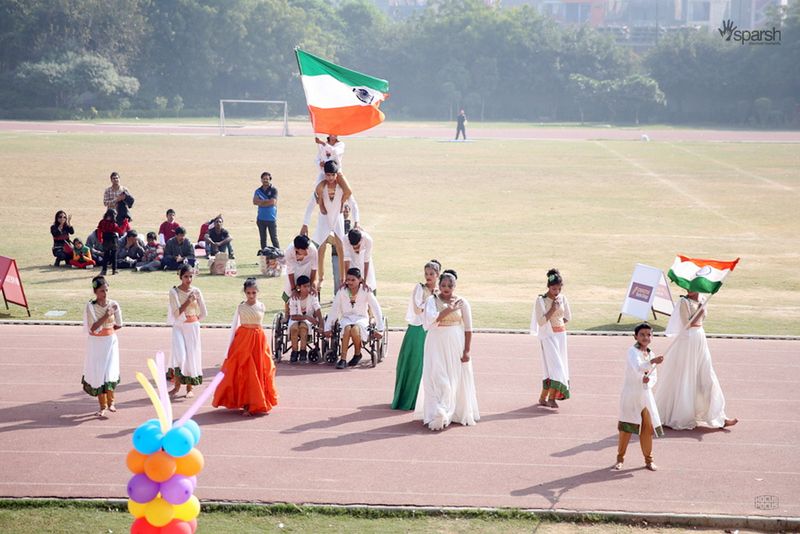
[213, 278, 278, 416]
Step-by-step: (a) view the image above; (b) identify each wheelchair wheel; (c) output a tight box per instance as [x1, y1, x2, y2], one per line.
[271, 312, 284, 363]
[323, 318, 340, 364]
[309, 348, 321, 363]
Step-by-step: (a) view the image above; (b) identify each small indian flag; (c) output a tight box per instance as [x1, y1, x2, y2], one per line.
[295, 48, 389, 136]
[667, 255, 740, 294]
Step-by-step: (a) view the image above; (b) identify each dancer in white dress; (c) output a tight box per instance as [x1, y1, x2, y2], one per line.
[167, 265, 207, 398]
[655, 292, 738, 429]
[615, 322, 664, 471]
[414, 269, 479, 430]
[530, 268, 572, 408]
[82, 275, 123, 417]
[324, 267, 385, 369]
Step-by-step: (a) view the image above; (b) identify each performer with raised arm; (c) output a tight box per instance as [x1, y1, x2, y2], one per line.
[655, 292, 738, 429]
[300, 160, 350, 294]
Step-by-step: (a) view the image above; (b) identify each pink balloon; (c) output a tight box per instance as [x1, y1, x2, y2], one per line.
[160, 474, 194, 505]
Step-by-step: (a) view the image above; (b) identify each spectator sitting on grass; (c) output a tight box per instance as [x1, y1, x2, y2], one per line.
[205, 214, 234, 259]
[117, 230, 145, 269]
[85, 231, 104, 265]
[50, 210, 74, 267]
[136, 232, 164, 272]
[158, 208, 180, 245]
[163, 226, 196, 269]
[69, 238, 96, 269]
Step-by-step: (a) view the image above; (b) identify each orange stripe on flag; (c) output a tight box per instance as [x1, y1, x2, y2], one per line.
[308, 104, 384, 136]
[678, 255, 740, 271]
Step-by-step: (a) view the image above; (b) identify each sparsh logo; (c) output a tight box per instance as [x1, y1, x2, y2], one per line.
[718, 19, 781, 45]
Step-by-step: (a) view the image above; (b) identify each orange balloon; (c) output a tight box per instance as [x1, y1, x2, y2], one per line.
[126, 449, 148, 474]
[144, 450, 177, 483]
[174, 448, 204, 477]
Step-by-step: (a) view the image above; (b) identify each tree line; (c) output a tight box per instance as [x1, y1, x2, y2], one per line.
[1, 0, 797, 126]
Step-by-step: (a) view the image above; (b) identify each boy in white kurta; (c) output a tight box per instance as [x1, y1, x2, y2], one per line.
[616, 322, 665, 472]
[343, 228, 376, 292]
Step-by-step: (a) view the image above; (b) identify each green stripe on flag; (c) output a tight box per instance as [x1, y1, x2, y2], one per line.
[296, 49, 388, 93]
[668, 270, 724, 294]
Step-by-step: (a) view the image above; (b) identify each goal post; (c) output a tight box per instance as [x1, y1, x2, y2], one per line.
[219, 99, 289, 137]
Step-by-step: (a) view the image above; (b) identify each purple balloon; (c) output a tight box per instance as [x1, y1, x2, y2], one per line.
[188, 475, 197, 489]
[160, 474, 194, 505]
[127, 473, 159, 503]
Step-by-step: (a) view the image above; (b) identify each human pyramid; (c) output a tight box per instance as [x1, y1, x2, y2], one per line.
[78, 135, 737, 475]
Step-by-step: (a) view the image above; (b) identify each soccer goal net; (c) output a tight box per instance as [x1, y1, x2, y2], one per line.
[219, 100, 289, 136]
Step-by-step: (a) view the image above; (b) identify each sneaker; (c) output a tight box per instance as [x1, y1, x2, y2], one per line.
[290, 350, 299, 363]
[298, 350, 308, 363]
[335, 359, 347, 369]
[87, 264, 94, 269]
[347, 354, 362, 367]
[71, 265, 77, 269]
[645, 462, 658, 472]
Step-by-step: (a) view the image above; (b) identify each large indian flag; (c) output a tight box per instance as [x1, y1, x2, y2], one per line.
[667, 255, 740, 294]
[295, 48, 389, 136]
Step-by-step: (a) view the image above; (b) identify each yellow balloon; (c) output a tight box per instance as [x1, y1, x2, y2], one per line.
[144, 497, 174, 528]
[127, 498, 147, 518]
[173, 495, 200, 521]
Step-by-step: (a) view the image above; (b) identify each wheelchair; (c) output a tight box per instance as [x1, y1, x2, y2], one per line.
[324, 315, 389, 367]
[271, 311, 327, 364]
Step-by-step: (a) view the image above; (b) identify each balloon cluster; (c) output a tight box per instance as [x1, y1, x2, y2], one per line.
[126, 352, 224, 534]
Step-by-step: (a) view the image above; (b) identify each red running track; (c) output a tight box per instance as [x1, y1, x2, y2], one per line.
[0, 324, 797, 517]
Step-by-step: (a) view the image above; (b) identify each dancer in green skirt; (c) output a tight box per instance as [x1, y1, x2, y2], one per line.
[391, 260, 440, 410]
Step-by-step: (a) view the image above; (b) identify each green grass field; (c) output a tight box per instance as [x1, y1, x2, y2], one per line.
[0, 501, 710, 533]
[1, 129, 798, 334]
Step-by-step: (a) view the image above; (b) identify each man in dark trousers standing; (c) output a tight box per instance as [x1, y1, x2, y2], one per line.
[455, 109, 467, 140]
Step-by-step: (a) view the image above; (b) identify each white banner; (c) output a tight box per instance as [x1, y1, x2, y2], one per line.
[620, 263, 674, 321]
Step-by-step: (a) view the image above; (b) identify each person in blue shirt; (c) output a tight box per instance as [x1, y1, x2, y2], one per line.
[253, 171, 279, 250]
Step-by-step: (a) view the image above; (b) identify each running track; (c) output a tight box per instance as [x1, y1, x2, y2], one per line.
[0, 324, 797, 518]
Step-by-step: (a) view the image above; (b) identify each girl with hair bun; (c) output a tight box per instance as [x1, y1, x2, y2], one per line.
[391, 260, 441, 410]
[82, 275, 123, 417]
[414, 268, 480, 430]
[530, 268, 572, 408]
[213, 278, 278, 416]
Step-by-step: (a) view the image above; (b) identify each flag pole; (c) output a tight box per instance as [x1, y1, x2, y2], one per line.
[661, 292, 716, 357]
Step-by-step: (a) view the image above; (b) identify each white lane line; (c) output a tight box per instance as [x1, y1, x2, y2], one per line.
[668, 142, 795, 192]
[0, 451, 797, 475]
[593, 141, 745, 228]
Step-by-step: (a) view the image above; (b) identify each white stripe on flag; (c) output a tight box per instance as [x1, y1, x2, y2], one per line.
[301, 74, 383, 109]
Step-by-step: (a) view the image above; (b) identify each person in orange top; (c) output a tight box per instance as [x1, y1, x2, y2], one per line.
[69, 238, 96, 269]
[213, 278, 278, 416]
[82, 275, 122, 417]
